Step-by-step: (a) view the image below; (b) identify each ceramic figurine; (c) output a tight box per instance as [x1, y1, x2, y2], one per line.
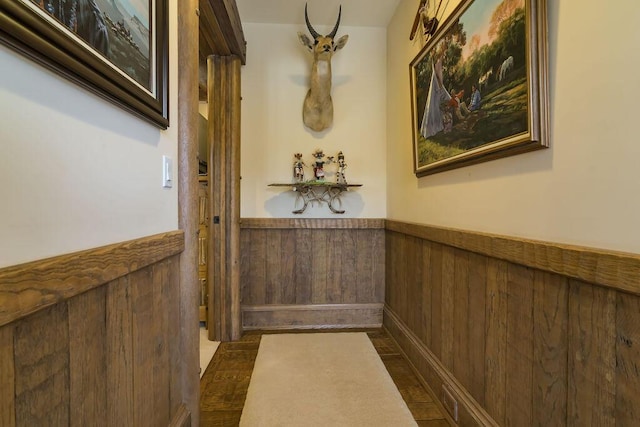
[336, 151, 347, 184]
[293, 153, 306, 182]
[312, 149, 330, 182]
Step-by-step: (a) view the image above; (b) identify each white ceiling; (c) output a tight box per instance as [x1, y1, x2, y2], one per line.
[235, 0, 402, 28]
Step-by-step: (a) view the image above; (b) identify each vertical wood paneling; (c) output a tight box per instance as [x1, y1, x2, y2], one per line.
[384, 223, 640, 427]
[532, 271, 568, 426]
[467, 252, 487, 404]
[453, 249, 470, 389]
[168, 257, 183, 415]
[266, 230, 282, 304]
[568, 280, 616, 427]
[152, 261, 171, 426]
[0, 324, 15, 427]
[131, 269, 155, 427]
[419, 241, 432, 348]
[616, 292, 640, 426]
[14, 304, 69, 426]
[484, 258, 508, 425]
[371, 229, 386, 304]
[406, 236, 423, 336]
[357, 229, 375, 302]
[327, 230, 343, 303]
[294, 229, 313, 304]
[341, 229, 357, 303]
[107, 277, 134, 426]
[505, 264, 534, 426]
[440, 245, 455, 371]
[311, 230, 329, 304]
[69, 287, 107, 426]
[248, 229, 267, 305]
[281, 230, 297, 304]
[240, 230, 252, 305]
[429, 243, 444, 360]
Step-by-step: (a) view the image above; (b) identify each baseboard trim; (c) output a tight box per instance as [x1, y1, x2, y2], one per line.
[242, 303, 383, 330]
[384, 306, 498, 427]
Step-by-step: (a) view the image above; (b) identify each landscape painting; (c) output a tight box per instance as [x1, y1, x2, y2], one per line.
[0, 0, 168, 127]
[410, 0, 548, 176]
[27, 0, 153, 90]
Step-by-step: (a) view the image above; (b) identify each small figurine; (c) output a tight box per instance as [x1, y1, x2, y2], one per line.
[293, 153, 306, 182]
[312, 149, 331, 182]
[336, 151, 347, 184]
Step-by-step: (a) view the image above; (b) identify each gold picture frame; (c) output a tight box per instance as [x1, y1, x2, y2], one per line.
[410, 0, 548, 176]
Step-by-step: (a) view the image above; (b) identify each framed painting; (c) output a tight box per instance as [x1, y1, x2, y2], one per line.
[0, 0, 169, 128]
[410, 0, 548, 176]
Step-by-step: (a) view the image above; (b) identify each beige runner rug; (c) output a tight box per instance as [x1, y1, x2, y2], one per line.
[240, 332, 417, 426]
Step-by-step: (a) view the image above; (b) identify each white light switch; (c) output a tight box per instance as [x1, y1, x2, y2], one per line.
[162, 155, 173, 188]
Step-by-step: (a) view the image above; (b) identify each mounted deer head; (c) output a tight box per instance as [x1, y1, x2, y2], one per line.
[297, 4, 349, 132]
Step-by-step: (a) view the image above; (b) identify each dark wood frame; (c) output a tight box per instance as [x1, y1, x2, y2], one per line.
[0, 0, 169, 128]
[410, 0, 548, 177]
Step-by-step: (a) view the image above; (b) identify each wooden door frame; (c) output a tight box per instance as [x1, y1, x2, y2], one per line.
[177, 0, 200, 424]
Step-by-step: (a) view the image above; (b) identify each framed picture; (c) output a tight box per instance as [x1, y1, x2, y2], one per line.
[0, 0, 169, 128]
[410, 0, 547, 176]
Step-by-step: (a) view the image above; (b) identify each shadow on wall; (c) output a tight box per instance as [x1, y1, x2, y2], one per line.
[264, 189, 364, 217]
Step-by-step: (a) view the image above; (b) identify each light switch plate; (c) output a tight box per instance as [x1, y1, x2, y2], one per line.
[162, 155, 173, 188]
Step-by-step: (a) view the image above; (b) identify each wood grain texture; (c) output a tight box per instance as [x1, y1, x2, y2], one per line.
[483, 258, 508, 425]
[69, 287, 107, 426]
[0, 324, 15, 427]
[240, 222, 385, 330]
[385, 221, 640, 427]
[616, 291, 640, 426]
[385, 219, 640, 296]
[0, 230, 184, 327]
[532, 271, 568, 426]
[568, 280, 616, 427]
[505, 264, 534, 426]
[14, 304, 70, 426]
[106, 277, 134, 426]
[178, 0, 201, 422]
[241, 304, 384, 330]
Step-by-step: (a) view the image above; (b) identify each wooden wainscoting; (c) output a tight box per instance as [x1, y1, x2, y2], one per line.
[240, 218, 385, 330]
[384, 220, 640, 426]
[0, 232, 187, 426]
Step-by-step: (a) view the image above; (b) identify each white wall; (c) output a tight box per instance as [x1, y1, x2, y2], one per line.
[0, 2, 179, 268]
[240, 23, 387, 218]
[387, 0, 640, 254]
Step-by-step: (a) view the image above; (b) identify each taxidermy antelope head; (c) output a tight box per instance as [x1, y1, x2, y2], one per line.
[297, 4, 349, 132]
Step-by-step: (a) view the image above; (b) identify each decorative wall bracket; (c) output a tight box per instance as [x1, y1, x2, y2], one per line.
[269, 182, 362, 214]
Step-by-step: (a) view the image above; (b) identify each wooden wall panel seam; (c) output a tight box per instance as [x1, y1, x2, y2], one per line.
[385, 220, 640, 296]
[0, 231, 185, 328]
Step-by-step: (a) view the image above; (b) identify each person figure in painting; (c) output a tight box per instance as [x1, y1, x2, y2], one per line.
[468, 84, 481, 112]
[449, 88, 471, 120]
[38, 0, 110, 56]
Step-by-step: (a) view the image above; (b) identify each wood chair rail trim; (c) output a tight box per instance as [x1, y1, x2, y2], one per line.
[0, 230, 184, 327]
[385, 220, 640, 296]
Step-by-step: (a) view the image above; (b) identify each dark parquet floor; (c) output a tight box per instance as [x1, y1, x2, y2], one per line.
[200, 329, 451, 426]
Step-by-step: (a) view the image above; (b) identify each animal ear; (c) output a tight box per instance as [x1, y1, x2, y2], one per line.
[334, 35, 349, 51]
[297, 32, 314, 51]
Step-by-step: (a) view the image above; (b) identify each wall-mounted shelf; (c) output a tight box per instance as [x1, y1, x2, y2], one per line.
[269, 182, 362, 214]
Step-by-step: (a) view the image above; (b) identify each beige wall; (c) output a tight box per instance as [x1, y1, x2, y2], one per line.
[240, 23, 387, 218]
[387, 0, 640, 254]
[0, 2, 180, 268]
